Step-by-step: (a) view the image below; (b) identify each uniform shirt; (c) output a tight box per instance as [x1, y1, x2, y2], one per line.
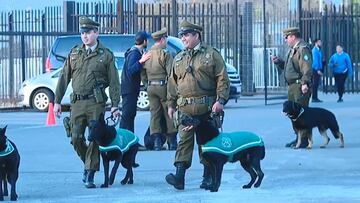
[329, 51, 353, 77]
[202, 131, 264, 162]
[275, 40, 313, 85]
[312, 46, 323, 71]
[121, 46, 143, 95]
[141, 44, 173, 83]
[167, 42, 230, 108]
[54, 41, 120, 107]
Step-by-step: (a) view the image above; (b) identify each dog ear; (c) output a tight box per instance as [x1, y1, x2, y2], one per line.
[0, 125, 7, 135]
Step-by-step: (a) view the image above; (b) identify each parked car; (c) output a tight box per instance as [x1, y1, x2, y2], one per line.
[19, 34, 241, 111]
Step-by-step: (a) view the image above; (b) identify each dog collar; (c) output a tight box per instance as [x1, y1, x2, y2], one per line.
[291, 107, 304, 121]
[0, 140, 15, 157]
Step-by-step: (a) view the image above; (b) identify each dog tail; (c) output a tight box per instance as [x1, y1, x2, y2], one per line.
[260, 146, 265, 160]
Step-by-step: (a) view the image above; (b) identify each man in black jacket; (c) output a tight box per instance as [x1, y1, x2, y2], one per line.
[120, 31, 151, 132]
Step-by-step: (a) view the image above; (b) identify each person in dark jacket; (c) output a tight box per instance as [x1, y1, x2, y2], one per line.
[329, 44, 353, 102]
[120, 31, 151, 132]
[311, 39, 323, 103]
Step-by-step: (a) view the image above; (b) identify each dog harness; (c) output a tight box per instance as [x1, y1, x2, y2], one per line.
[0, 140, 15, 157]
[99, 128, 139, 153]
[201, 131, 264, 162]
[291, 107, 304, 121]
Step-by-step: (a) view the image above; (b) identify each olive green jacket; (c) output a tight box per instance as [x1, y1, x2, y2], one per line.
[275, 40, 313, 85]
[54, 41, 120, 107]
[141, 44, 173, 85]
[167, 43, 230, 108]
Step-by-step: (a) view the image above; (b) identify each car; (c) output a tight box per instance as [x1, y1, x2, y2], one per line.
[19, 34, 241, 111]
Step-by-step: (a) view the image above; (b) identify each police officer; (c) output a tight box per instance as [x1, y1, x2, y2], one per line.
[141, 28, 178, 151]
[120, 31, 151, 133]
[165, 20, 230, 190]
[272, 27, 312, 148]
[53, 16, 121, 188]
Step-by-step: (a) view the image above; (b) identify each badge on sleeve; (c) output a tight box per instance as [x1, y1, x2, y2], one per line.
[304, 54, 309, 61]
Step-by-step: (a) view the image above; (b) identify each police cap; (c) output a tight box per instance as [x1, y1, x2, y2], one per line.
[282, 27, 300, 37]
[151, 28, 168, 40]
[79, 16, 100, 33]
[178, 20, 203, 36]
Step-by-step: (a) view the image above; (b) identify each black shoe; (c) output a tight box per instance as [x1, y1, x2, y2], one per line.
[285, 138, 308, 148]
[85, 170, 96, 188]
[167, 133, 178, 150]
[337, 98, 343, 103]
[312, 98, 323, 103]
[63, 117, 71, 138]
[154, 134, 163, 151]
[165, 163, 186, 190]
[199, 165, 212, 189]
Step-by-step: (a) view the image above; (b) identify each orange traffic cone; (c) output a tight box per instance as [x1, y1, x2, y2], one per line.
[46, 102, 56, 126]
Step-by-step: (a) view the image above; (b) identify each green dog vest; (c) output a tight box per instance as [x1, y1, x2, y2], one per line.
[0, 140, 15, 157]
[201, 131, 264, 162]
[99, 128, 139, 153]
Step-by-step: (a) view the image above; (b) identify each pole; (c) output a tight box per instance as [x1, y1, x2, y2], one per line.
[263, 0, 268, 105]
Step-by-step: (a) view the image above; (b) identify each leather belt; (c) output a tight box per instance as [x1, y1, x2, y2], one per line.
[288, 79, 301, 85]
[148, 80, 166, 86]
[74, 94, 95, 100]
[177, 96, 214, 106]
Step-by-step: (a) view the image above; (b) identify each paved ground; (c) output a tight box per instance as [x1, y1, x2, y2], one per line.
[0, 92, 360, 202]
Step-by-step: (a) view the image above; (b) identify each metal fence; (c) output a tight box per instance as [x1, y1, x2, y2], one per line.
[1, 0, 360, 105]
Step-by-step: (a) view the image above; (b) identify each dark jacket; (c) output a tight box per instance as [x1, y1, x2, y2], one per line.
[121, 46, 143, 95]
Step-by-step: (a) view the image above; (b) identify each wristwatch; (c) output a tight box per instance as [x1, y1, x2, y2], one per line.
[217, 97, 226, 105]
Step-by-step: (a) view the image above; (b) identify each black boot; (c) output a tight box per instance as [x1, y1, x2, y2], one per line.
[153, 134, 163, 151]
[167, 133, 177, 150]
[82, 169, 88, 183]
[63, 116, 71, 138]
[199, 165, 212, 189]
[85, 170, 96, 188]
[165, 162, 186, 190]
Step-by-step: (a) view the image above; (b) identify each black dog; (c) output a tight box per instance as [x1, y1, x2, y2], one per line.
[88, 115, 139, 188]
[181, 115, 265, 192]
[283, 100, 345, 149]
[0, 126, 20, 201]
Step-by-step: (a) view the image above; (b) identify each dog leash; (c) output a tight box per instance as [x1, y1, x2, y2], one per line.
[105, 114, 120, 127]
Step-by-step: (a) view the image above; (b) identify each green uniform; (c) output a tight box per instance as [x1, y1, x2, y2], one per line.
[142, 44, 177, 135]
[55, 42, 120, 171]
[275, 28, 313, 145]
[275, 39, 313, 106]
[167, 43, 230, 168]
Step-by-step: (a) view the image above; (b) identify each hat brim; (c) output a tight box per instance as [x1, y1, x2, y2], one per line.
[79, 27, 94, 33]
[178, 28, 196, 36]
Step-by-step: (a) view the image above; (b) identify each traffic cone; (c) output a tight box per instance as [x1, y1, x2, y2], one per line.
[46, 102, 56, 126]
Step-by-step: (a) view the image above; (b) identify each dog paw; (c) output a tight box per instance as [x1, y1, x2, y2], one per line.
[210, 188, 218, 192]
[100, 184, 109, 188]
[242, 184, 251, 189]
[128, 180, 134, 184]
[254, 183, 261, 188]
[120, 180, 127, 185]
[10, 194, 18, 201]
[320, 145, 326, 148]
[306, 146, 312, 149]
[340, 145, 345, 148]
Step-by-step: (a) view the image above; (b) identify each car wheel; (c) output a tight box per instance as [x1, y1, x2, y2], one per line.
[137, 90, 149, 111]
[32, 88, 54, 112]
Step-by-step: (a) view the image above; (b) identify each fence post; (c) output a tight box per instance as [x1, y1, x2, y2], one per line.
[241, 2, 254, 95]
[64, 1, 76, 32]
[8, 12, 14, 100]
[171, 0, 178, 36]
[233, 0, 239, 74]
[41, 13, 47, 73]
[117, 0, 124, 33]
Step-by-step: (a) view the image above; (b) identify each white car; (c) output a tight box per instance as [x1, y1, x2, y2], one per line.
[18, 55, 150, 111]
